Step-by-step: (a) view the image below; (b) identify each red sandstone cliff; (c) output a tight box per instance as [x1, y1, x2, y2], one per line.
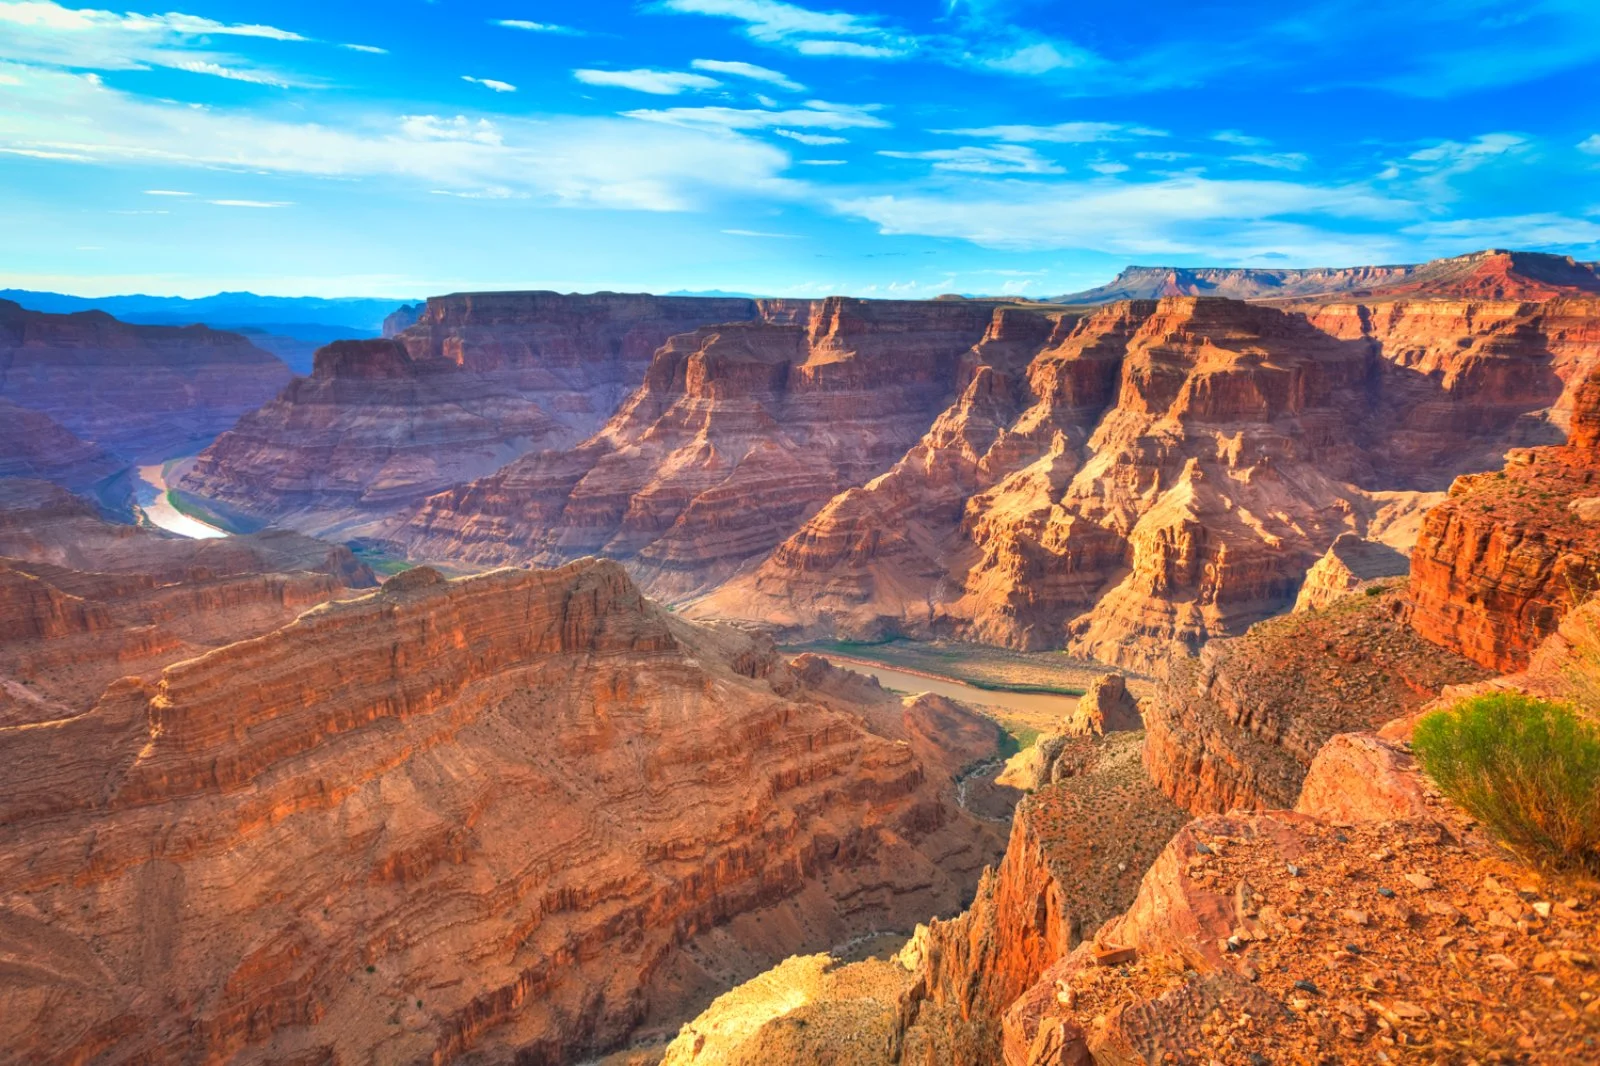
[398, 297, 1004, 595]
[0, 552, 1004, 1064]
[705, 294, 1583, 669]
[1406, 364, 1600, 671]
[0, 299, 292, 460]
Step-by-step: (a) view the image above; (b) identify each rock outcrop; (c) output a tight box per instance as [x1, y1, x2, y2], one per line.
[1406, 364, 1600, 671]
[0, 299, 292, 459]
[0, 551, 1005, 1064]
[1141, 582, 1487, 815]
[1064, 673, 1141, 736]
[1293, 532, 1410, 611]
[399, 297, 1004, 596]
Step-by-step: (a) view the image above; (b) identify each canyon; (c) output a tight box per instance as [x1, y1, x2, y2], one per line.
[5, 247, 1600, 1066]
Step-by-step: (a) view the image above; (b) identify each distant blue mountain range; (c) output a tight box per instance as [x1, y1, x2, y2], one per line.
[0, 289, 416, 374]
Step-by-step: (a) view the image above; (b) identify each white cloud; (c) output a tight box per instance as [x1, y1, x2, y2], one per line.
[1229, 152, 1310, 171]
[1135, 150, 1191, 162]
[1089, 161, 1128, 175]
[0, 1, 312, 86]
[936, 121, 1166, 143]
[798, 158, 844, 165]
[208, 199, 292, 207]
[144, 188, 190, 196]
[772, 128, 845, 145]
[1213, 129, 1269, 147]
[492, 19, 580, 34]
[792, 39, 904, 58]
[1578, 134, 1600, 155]
[1401, 213, 1600, 249]
[342, 43, 387, 54]
[660, 0, 910, 58]
[574, 68, 720, 94]
[880, 144, 1062, 175]
[691, 58, 802, 90]
[462, 75, 516, 93]
[976, 40, 1095, 76]
[0, 66, 797, 213]
[834, 175, 1415, 257]
[623, 99, 887, 132]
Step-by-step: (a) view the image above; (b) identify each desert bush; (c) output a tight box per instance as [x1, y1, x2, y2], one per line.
[1412, 693, 1600, 871]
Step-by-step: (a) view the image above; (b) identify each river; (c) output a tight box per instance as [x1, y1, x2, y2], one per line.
[812, 655, 1079, 720]
[135, 463, 229, 539]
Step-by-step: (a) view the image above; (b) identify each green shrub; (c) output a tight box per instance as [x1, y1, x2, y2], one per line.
[1412, 693, 1600, 871]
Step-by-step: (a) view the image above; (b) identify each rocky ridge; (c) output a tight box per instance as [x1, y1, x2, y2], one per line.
[0, 542, 1006, 1064]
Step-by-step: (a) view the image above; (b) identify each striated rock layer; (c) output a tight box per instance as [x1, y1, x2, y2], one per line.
[180, 293, 764, 536]
[0, 555, 1005, 1065]
[399, 297, 1005, 596]
[706, 293, 1589, 669]
[0, 399, 127, 502]
[1406, 363, 1600, 671]
[0, 298, 291, 459]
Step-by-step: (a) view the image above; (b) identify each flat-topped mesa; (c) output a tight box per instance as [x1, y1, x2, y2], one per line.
[1058, 249, 1600, 304]
[398, 297, 1006, 597]
[708, 294, 1575, 668]
[0, 298, 291, 460]
[1406, 364, 1600, 672]
[0, 558, 1005, 1065]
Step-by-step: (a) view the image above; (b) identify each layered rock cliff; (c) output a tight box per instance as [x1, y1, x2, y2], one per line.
[0, 399, 126, 500]
[1406, 364, 1600, 671]
[0, 299, 292, 459]
[0, 555, 1005, 1064]
[707, 294, 1579, 669]
[180, 294, 764, 535]
[398, 297, 1003, 596]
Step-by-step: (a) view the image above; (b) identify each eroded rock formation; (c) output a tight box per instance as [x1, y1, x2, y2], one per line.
[1406, 364, 1600, 671]
[0, 549, 1004, 1064]
[0, 299, 292, 459]
[708, 293, 1581, 669]
[1293, 532, 1409, 612]
[0, 399, 126, 500]
[399, 297, 1003, 596]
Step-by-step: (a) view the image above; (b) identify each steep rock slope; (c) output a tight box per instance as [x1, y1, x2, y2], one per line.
[660, 731, 1188, 1065]
[0, 400, 126, 499]
[1292, 532, 1409, 611]
[179, 339, 569, 536]
[0, 299, 291, 459]
[1058, 249, 1600, 304]
[179, 293, 763, 535]
[1406, 363, 1600, 671]
[0, 559, 1004, 1065]
[0, 480, 375, 714]
[709, 295, 1575, 668]
[399, 298, 1003, 596]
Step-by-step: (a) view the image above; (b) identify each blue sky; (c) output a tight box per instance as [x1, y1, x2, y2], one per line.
[0, 0, 1597, 299]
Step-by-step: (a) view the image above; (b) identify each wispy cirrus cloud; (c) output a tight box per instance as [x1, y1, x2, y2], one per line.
[879, 144, 1062, 175]
[623, 99, 887, 132]
[772, 129, 845, 145]
[574, 68, 720, 94]
[492, 18, 581, 35]
[691, 58, 803, 90]
[462, 75, 516, 92]
[936, 121, 1167, 143]
[657, 0, 913, 58]
[0, 0, 317, 86]
[0, 64, 799, 212]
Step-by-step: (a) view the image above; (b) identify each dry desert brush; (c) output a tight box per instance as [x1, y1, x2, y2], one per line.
[1413, 693, 1600, 872]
